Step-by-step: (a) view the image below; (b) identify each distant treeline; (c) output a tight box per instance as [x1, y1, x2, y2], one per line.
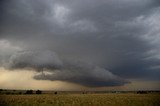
[25, 90, 42, 94]
[0, 89, 160, 95]
[0, 89, 59, 95]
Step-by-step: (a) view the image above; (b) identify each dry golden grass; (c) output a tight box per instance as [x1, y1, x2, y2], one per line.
[0, 93, 160, 106]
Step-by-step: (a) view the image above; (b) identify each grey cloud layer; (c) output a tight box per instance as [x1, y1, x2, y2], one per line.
[0, 0, 160, 86]
[8, 50, 63, 71]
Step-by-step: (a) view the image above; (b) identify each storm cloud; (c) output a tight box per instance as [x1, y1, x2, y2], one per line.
[0, 0, 160, 87]
[34, 61, 128, 87]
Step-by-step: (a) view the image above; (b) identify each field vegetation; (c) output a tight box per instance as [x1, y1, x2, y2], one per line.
[0, 90, 160, 106]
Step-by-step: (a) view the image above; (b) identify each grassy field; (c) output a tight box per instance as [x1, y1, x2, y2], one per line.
[0, 93, 160, 106]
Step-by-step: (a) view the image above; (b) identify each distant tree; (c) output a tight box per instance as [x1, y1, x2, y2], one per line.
[0, 89, 3, 91]
[25, 90, 33, 94]
[6, 92, 11, 95]
[82, 91, 87, 94]
[137, 91, 148, 94]
[36, 90, 42, 94]
[54, 91, 57, 95]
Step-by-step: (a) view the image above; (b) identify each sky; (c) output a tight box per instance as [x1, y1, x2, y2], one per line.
[0, 0, 160, 90]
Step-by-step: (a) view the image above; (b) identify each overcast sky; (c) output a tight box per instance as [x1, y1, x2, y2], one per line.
[0, 0, 160, 90]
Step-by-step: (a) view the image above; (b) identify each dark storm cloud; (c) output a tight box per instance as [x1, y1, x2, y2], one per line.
[34, 61, 128, 87]
[0, 0, 160, 87]
[0, 39, 128, 87]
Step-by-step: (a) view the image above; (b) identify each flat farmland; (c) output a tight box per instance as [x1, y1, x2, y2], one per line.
[0, 93, 160, 106]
